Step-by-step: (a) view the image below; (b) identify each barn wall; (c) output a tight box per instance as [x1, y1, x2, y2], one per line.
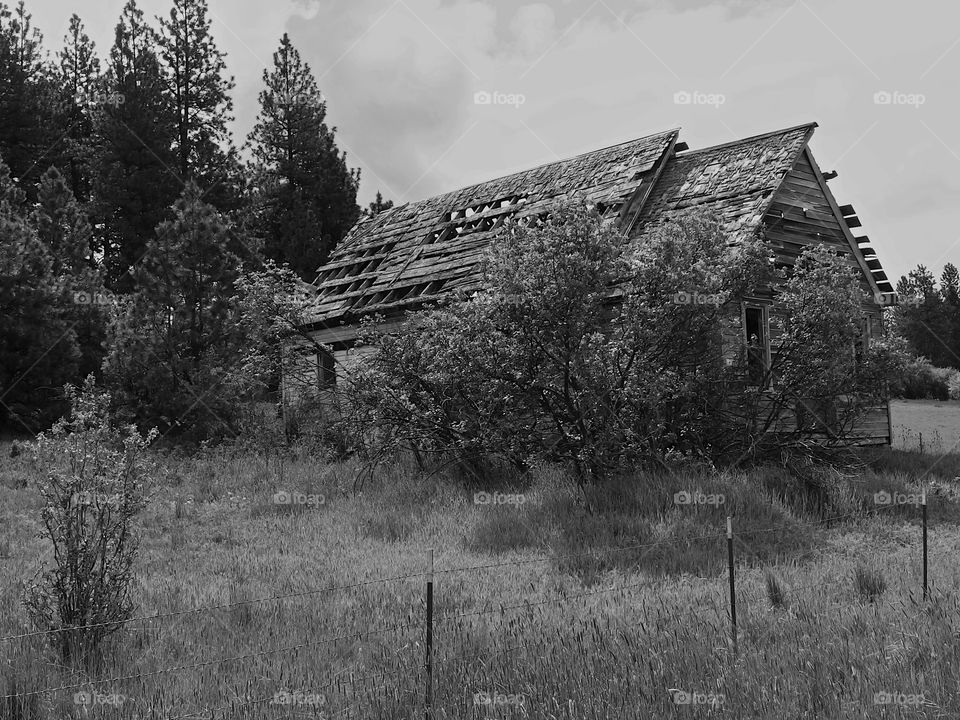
[750, 151, 890, 445]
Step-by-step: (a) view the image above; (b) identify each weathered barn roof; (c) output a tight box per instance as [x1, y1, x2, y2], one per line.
[306, 122, 890, 331]
[307, 128, 679, 325]
[633, 123, 816, 244]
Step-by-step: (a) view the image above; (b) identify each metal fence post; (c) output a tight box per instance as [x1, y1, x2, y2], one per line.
[425, 548, 434, 718]
[727, 516, 737, 656]
[922, 490, 928, 601]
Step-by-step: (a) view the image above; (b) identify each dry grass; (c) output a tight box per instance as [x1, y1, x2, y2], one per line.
[1, 443, 960, 718]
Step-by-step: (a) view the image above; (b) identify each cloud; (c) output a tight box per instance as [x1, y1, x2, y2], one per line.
[508, 4, 557, 57]
[288, 0, 498, 201]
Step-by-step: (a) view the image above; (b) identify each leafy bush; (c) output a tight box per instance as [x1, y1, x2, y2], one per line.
[891, 356, 951, 400]
[948, 369, 960, 400]
[345, 202, 904, 480]
[22, 376, 156, 663]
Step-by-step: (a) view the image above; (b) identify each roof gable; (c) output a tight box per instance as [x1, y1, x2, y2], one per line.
[633, 123, 816, 245]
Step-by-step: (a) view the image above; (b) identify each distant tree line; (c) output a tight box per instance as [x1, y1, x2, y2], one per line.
[890, 263, 960, 400]
[0, 0, 391, 436]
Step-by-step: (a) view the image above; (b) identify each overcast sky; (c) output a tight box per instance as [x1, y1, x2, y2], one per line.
[31, 0, 960, 282]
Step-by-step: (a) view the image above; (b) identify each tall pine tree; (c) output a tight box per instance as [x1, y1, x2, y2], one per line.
[104, 183, 244, 436]
[0, 159, 82, 432]
[367, 191, 394, 217]
[51, 14, 101, 203]
[157, 0, 239, 209]
[0, 1, 57, 194]
[32, 166, 107, 383]
[93, 0, 178, 291]
[248, 33, 359, 280]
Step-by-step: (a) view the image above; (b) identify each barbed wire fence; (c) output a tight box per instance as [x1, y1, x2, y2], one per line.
[0, 499, 938, 719]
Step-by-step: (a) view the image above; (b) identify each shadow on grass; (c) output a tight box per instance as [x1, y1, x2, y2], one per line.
[462, 468, 818, 585]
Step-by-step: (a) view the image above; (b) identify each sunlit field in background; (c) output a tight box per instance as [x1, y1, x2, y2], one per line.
[891, 399, 960, 456]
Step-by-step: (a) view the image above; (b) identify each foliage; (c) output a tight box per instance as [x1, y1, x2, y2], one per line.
[346, 202, 904, 480]
[102, 183, 245, 439]
[890, 355, 955, 400]
[730, 245, 907, 458]
[0, 1, 57, 194]
[22, 375, 156, 663]
[0, 160, 82, 432]
[93, 0, 179, 292]
[32, 165, 108, 383]
[367, 191, 394, 217]
[157, 0, 240, 209]
[247, 32, 359, 279]
[892, 263, 960, 370]
[50, 13, 101, 203]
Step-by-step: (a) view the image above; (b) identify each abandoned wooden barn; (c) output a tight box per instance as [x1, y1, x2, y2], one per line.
[292, 122, 895, 444]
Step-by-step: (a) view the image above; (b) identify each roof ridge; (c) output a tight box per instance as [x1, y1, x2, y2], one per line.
[401, 127, 681, 207]
[676, 122, 818, 157]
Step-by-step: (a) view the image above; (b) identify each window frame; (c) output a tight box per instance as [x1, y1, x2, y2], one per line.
[741, 301, 771, 389]
[317, 348, 336, 389]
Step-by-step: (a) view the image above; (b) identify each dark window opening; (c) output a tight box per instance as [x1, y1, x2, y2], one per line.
[744, 305, 768, 387]
[318, 349, 336, 389]
[854, 317, 871, 368]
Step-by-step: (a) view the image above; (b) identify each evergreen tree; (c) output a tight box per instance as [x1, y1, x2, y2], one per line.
[156, 0, 239, 208]
[104, 183, 244, 436]
[52, 14, 101, 203]
[33, 166, 93, 275]
[895, 265, 957, 368]
[32, 166, 107, 383]
[248, 33, 359, 280]
[93, 0, 179, 291]
[0, 160, 81, 431]
[0, 1, 57, 193]
[367, 191, 394, 217]
[941, 263, 959, 306]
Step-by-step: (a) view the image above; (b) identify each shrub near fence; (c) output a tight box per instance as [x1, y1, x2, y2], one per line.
[2, 496, 948, 719]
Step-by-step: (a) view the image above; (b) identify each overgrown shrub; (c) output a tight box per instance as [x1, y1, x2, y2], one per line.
[22, 376, 156, 663]
[345, 202, 904, 481]
[891, 356, 952, 400]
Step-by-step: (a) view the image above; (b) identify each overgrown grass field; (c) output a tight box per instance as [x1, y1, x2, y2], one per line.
[3, 443, 960, 718]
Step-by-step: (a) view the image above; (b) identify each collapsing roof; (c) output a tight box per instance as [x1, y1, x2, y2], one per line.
[306, 122, 891, 330]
